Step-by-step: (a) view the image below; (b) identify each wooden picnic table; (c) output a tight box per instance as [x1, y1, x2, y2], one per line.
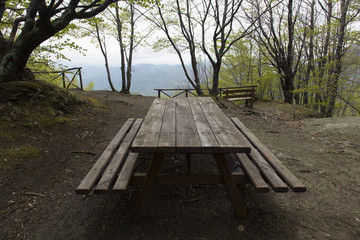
[76, 96, 306, 219]
[131, 97, 251, 218]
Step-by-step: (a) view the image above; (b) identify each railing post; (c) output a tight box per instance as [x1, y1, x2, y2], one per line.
[186, 89, 189, 97]
[62, 72, 66, 89]
[79, 68, 83, 91]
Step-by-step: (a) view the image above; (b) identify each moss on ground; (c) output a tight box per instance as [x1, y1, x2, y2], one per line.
[0, 146, 41, 168]
[0, 80, 87, 131]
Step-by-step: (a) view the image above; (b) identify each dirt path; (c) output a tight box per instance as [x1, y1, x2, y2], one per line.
[0, 91, 359, 240]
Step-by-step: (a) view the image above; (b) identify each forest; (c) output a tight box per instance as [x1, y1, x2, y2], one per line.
[0, 0, 359, 117]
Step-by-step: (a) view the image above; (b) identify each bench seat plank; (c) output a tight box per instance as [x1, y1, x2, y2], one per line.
[112, 152, 139, 191]
[234, 153, 270, 193]
[247, 147, 289, 192]
[228, 97, 252, 101]
[76, 118, 136, 195]
[231, 117, 306, 192]
[95, 118, 143, 193]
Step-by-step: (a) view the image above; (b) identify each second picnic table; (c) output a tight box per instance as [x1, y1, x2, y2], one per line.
[131, 97, 251, 218]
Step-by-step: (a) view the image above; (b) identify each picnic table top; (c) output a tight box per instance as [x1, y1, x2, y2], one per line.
[131, 97, 251, 154]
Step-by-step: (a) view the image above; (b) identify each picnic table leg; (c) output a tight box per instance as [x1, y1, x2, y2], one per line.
[136, 153, 164, 207]
[214, 154, 247, 218]
[186, 154, 192, 174]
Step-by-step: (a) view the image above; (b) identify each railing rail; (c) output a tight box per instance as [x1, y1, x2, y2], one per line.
[154, 88, 203, 98]
[33, 67, 83, 90]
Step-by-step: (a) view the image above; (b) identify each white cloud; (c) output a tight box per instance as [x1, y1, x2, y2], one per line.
[59, 36, 185, 67]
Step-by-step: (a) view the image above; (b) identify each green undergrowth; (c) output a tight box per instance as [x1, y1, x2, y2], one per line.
[0, 80, 93, 139]
[0, 146, 40, 168]
[256, 100, 322, 120]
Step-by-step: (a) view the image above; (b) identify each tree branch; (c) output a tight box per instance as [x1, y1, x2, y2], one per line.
[9, 16, 26, 43]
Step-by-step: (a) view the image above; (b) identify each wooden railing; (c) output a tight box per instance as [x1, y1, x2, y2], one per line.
[33, 67, 84, 90]
[155, 88, 202, 98]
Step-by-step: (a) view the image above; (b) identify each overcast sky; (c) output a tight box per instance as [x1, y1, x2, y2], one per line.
[60, 36, 185, 67]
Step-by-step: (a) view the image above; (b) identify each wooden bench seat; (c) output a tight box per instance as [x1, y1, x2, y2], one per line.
[220, 86, 256, 108]
[76, 118, 143, 194]
[231, 117, 306, 193]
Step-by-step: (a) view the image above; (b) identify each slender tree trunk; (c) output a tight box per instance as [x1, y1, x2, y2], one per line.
[316, 0, 333, 114]
[124, 3, 136, 94]
[325, 0, 349, 117]
[115, 2, 127, 93]
[95, 23, 116, 91]
[303, 0, 315, 105]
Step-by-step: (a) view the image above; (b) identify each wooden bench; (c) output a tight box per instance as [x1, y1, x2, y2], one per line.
[220, 86, 256, 108]
[76, 118, 143, 194]
[230, 117, 306, 193]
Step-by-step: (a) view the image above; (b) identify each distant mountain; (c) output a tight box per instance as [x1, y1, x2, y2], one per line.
[79, 63, 191, 96]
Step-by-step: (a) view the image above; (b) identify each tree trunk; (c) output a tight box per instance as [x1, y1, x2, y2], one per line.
[189, 51, 203, 96]
[280, 75, 295, 104]
[95, 23, 116, 92]
[0, 27, 53, 82]
[303, 0, 315, 105]
[317, 0, 333, 115]
[325, 0, 349, 117]
[210, 62, 222, 96]
[115, 2, 127, 93]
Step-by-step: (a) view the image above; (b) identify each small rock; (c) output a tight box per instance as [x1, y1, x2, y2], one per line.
[237, 224, 245, 232]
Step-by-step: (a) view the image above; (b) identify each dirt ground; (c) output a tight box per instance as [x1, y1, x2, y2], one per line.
[0, 90, 359, 240]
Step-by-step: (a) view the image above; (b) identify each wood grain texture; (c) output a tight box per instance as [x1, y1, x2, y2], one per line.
[175, 98, 203, 153]
[112, 152, 139, 191]
[197, 97, 250, 153]
[76, 118, 135, 194]
[234, 153, 270, 193]
[95, 118, 143, 193]
[247, 147, 288, 192]
[132, 97, 251, 154]
[188, 97, 219, 153]
[157, 99, 176, 152]
[132, 98, 166, 153]
[231, 117, 306, 192]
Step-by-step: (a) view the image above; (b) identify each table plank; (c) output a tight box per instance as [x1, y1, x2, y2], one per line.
[175, 98, 203, 153]
[157, 99, 176, 152]
[188, 97, 219, 153]
[132, 98, 166, 152]
[197, 97, 250, 153]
